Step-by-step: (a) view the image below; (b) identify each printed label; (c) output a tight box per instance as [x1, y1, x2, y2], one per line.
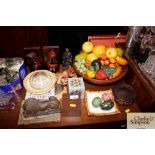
[70, 95, 79, 100]
[127, 113, 155, 129]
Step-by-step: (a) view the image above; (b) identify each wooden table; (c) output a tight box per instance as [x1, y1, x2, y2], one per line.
[0, 80, 140, 129]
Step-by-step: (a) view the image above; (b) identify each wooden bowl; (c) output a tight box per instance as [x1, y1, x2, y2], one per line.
[73, 63, 128, 85]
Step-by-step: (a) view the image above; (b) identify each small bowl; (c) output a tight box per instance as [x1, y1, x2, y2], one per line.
[113, 83, 136, 105]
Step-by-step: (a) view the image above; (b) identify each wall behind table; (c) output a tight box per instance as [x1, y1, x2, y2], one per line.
[0, 27, 48, 58]
[0, 26, 128, 60]
[48, 26, 128, 61]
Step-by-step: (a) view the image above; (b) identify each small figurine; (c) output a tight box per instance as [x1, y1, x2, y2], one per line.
[26, 52, 42, 71]
[62, 48, 73, 70]
[47, 51, 58, 73]
[57, 66, 77, 86]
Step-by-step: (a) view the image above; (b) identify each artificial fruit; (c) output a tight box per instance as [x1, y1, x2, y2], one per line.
[92, 45, 106, 58]
[82, 41, 94, 53]
[86, 53, 97, 67]
[116, 56, 128, 66]
[106, 48, 117, 59]
[96, 69, 108, 80]
[116, 48, 123, 56]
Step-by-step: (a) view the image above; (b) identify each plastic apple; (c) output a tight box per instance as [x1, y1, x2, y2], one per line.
[106, 48, 117, 59]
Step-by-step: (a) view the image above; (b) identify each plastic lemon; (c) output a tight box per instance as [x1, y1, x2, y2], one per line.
[75, 52, 88, 61]
[116, 48, 123, 57]
[82, 41, 94, 53]
[86, 70, 95, 79]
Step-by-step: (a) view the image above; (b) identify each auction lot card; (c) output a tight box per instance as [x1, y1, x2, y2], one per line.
[127, 113, 155, 129]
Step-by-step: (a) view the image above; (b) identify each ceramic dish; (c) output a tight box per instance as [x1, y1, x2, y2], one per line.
[24, 70, 56, 94]
[85, 90, 120, 116]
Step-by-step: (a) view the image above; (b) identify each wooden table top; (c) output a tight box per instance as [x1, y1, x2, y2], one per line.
[0, 80, 140, 129]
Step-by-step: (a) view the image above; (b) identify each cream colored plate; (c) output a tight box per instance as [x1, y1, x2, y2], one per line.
[85, 90, 120, 116]
[23, 70, 56, 94]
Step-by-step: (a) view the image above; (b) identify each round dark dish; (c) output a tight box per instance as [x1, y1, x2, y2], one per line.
[113, 83, 136, 105]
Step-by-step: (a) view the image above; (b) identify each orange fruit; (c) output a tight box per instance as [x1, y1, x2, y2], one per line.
[92, 45, 106, 58]
[100, 55, 107, 61]
[116, 56, 128, 65]
[109, 64, 116, 68]
[110, 58, 116, 64]
[100, 60, 105, 66]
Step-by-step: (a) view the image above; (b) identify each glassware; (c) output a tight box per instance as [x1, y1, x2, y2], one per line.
[0, 90, 15, 110]
[126, 26, 144, 49]
[29, 71, 52, 89]
[128, 27, 152, 63]
[143, 54, 155, 78]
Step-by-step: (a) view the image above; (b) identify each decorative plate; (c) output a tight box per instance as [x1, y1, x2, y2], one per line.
[23, 70, 56, 94]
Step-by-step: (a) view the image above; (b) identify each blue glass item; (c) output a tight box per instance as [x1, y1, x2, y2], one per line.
[0, 89, 15, 110]
[0, 57, 27, 96]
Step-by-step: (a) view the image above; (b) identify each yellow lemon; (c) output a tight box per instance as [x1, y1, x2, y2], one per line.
[82, 41, 94, 53]
[116, 48, 123, 57]
[86, 70, 95, 79]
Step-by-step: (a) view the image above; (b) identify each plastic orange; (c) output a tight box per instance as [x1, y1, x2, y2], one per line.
[110, 58, 116, 64]
[116, 56, 128, 66]
[100, 55, 107, 61]
[109, 64, 116, 68]
[92, 45, 106, 58]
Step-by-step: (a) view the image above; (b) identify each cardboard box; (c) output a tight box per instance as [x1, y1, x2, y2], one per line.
[68, 77, 85, 99]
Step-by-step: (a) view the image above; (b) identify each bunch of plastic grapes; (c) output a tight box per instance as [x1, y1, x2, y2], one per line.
[74, 58, 88, 75]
